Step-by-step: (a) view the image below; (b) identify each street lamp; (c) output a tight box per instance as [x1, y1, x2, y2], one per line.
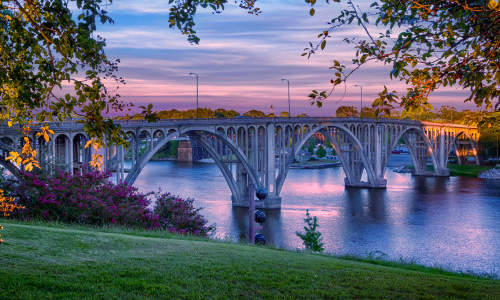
[281, 78, 291, 118]
[354, 84, 363, 119]
[189, 72, 199, 119]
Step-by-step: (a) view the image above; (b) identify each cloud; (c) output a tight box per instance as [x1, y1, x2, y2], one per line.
[89, 0, 474, 114]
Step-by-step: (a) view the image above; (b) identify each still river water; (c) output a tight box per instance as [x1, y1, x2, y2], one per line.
[133, 155, 500, 276]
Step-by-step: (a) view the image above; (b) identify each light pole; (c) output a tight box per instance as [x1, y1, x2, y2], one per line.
[354, 84, 363, 119]
[189, 72, 199, 119]
[281, 78, 291, 118]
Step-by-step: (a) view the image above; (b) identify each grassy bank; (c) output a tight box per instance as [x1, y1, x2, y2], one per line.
[447, 164, 493, 177]
[0, 220, 498, 299]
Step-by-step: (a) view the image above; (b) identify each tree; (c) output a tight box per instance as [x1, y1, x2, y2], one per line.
[279, 111, 290, 117]
[0, 0, 129, 171]
[215, 108, 240, 118]
[336, 106, 359, 117]
[307, 141, 315, 154]
[304, 0, 499, 114]
[0, 0, 256, 171]
[296, 210, 324, 253]
[361, 107, 376, 119]
[316, 145, 326, 158]
[243, 110, 266, 118]
[438, 106, 465, 123]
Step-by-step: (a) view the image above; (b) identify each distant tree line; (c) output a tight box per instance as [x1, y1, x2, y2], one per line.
[120, 108, 310, 120]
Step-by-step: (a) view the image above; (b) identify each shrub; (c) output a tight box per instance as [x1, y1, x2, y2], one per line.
[13, 169, 160, 229]
[0, 188, 24, 244]
[296, 210, 324, 253]
[316, 145, 326, 158]
[154, 192, 214, 236]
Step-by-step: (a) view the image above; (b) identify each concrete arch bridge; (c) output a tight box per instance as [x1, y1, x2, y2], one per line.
[0, 118, 479, 208]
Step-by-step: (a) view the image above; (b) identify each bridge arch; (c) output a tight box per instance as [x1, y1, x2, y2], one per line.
[275, 123, 377, 194]
[124, 127, 261, 202]
[449, 130, 480, 165]
[391, 126, 440, 175]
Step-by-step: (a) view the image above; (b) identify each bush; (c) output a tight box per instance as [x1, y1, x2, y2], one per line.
[154, 192, 214, 236]
[13, 169, 160, 229]
[296, 210, 324, 252]
[8, 169, 213, 236]
[316, 145, 326, 158]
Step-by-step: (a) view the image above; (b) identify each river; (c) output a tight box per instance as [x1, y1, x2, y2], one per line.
[133, 154, 500, 276]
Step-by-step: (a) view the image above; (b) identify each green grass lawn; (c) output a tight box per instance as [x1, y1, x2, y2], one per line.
[0, 220, 498, 299]
[447, 164, 493, 177]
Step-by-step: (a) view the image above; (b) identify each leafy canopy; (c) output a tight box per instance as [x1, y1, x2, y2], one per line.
[0, 0, 255, 170]
[304, 0, 500, 116]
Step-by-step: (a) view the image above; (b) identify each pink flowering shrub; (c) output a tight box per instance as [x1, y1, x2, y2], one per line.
[10, 169, 213, 236]
[14, 169, 160, 228]
[154, 192, 214, 236]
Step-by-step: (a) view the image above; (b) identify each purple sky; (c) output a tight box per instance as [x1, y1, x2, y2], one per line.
[96, 0, 478, 116]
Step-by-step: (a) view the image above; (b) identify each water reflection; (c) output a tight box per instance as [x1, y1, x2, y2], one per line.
[134, 160, 500, 275]
[345, 189, 386, 221]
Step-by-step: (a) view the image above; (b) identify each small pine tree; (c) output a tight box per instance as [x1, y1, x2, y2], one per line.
[307, 141, 315, 154]
[296, 210, 324, 252]
[316, 145, 326, 158]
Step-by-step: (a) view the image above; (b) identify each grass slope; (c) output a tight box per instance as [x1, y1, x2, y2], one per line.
[0, 220, 499, 299]
[447, 164, 492, 177]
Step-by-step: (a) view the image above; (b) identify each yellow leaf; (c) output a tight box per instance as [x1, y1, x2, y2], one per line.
[7, 121, 12, 127]
[84, 140, 93, 149]
[24, 163, 33, 172]
[488, 0, 498, 10]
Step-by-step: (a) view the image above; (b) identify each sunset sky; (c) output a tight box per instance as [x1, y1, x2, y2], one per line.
[97, 0, 476, 116]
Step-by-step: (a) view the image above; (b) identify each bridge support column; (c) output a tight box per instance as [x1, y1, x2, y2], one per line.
[436, 129, 450, 176]
[265, 123, 281, 209]
[373, 125, 387, 187]
[66, 136, 73, 173]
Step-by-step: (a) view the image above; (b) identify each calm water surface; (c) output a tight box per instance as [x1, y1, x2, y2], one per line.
[134, 155, 500, 276]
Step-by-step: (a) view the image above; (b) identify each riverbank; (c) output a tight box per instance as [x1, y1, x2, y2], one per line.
[0, 220, 498, 299]
[447, 164, 493, 177]
[290, 159, 341, 169]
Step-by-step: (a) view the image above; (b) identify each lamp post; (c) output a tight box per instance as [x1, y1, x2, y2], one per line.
[189, 72, 199, 119]
[281, 78, 291, 118]
[354, 84, 363, 119]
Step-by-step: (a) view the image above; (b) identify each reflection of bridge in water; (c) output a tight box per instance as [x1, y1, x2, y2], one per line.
[0, 118, 479, 208]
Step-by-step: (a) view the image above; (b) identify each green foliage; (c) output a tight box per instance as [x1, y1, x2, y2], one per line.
[0, 0, 257, 151]
[307, 141, 315, 154]
[215, 108, 240, 118]
[372, 86, 399, 118]
[152, 140, 179, 159]
[361, 107, 376, 119]
[243, 109, 266, 118]
[316, 145, 326, 158]
[336, 106, 359, 117]
[167, 0, 260, 44]
[0, 0, 127, 146]
[304, 0, 499, 112]
[296, 210, 324, 252]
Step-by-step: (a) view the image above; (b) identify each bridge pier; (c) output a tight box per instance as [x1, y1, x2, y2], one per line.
[232, 194, 282, 209]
